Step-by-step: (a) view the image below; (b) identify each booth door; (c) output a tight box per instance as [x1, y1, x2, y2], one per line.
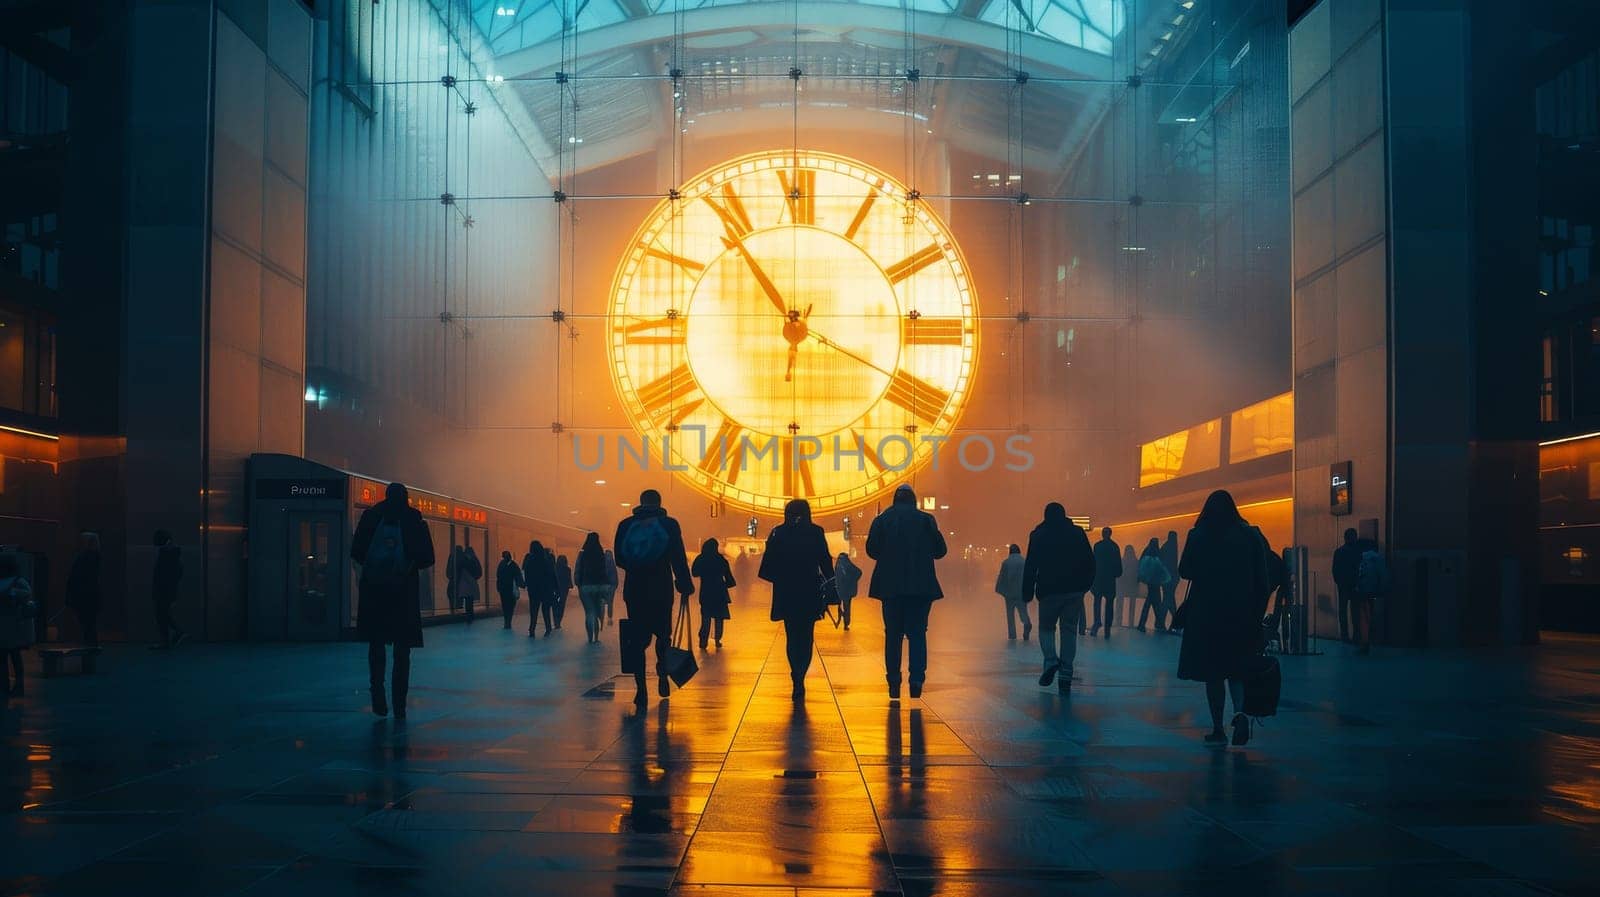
[287, 512, 344, 641]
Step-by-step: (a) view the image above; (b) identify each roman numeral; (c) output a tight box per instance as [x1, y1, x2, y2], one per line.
[636, 363, 704, 428]
[641, 244, 705, 275]
[905, 317, 966, 346]
[780, 438, 815, 498]
[885, 244, 945, 284]
[703, 183, 753, 241]
[776, 168, 815, 226]
[850, 429, 887, 474]
[701, 418, 745, 485]
[844, 191, 877, 241]
[620, 317, 686, 346]
[884, 369, 952, 420]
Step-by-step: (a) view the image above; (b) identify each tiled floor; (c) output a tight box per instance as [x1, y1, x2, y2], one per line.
[2, 590, 1598, 896]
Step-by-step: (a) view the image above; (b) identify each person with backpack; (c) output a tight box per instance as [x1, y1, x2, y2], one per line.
[575, 534, 609, 644]
[866, 483, 947, 700]
[1176, 490, 1271, 747]
[554, 554, 573, 630]
[1021, 503, 1096, 696]
[1160, 530, 1181, 631]
[760, 500, 834, 701]
[0, 553, 36, 697]
[351, 483, 436, 719]
[151, 530, 187, 649]
[994, 544, 1030, 641]
[833, 552, 862, 631]
[1090, 527, 1123, 638]
[692, 538, 736, 650]
[522, 541, 558, 637]
[1136, 538, 1172, 632]
[495, 550, 524, 630]
[1354, 540, 1389, 655]
[613, 489, 694, 706]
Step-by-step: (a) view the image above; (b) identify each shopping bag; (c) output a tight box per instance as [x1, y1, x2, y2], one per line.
[663, 601, 698, 688]
[1241, 654, 1281, 718]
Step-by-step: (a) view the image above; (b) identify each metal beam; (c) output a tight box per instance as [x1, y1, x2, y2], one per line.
[495, 3, 1114, 81]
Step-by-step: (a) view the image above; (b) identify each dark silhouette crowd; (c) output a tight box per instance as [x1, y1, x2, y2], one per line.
[334, 478, 1395, 750]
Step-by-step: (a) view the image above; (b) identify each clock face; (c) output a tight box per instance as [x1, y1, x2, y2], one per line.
[608, 150, 978, 515]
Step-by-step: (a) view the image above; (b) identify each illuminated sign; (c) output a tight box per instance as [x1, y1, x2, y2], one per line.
[353, 477, 487, 524]
[256, 478, 347, 500]
[1330, 461, 1352, 516]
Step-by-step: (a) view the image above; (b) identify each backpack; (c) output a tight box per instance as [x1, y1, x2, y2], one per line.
[1138, 555, 1170, 586]
[363, 516, 411, 583]
[1356, 549, 1389, 597]
[621, 515, 670, 567]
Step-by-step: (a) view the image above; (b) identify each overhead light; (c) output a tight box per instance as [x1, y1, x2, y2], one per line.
[568, 136, 583, 144]
[594, 479, 606, 485]
[1121, 245, 1148, 252]
[495, 6, 516, 15]
[1175, 116, 1197, 123]
[304, 386, 318, 402]
[620, 501, 633, 507]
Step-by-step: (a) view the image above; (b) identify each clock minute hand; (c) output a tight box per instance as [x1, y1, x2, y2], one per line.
[808, 329, 896, 380]
[720, 235, 789, 316]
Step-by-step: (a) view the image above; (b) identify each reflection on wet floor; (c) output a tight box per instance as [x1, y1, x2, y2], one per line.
[1, 591, 1599, 896]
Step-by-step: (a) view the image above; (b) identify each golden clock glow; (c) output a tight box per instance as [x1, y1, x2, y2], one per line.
[608, 150, 978, 514]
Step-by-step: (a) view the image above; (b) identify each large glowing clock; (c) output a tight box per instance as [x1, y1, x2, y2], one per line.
[608, 150, 978, 515]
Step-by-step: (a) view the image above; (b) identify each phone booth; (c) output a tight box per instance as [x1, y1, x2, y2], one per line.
[246, 454, 351, 641]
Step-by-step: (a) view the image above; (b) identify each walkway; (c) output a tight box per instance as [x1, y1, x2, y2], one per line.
[2, 591, 1598, 896]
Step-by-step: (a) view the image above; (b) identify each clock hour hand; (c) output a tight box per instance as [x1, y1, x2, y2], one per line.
[720, 236, 789, 316]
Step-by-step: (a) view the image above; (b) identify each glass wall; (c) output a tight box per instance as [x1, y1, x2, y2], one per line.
[307, 0, 1291, 539]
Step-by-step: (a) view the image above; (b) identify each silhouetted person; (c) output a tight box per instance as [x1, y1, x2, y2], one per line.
[1177, 490, 1270, 746]
[151, 530, 186, 649]
[448, 544, 483, 622]
[575, 533, 609, 644]
[603, 549, 618, 625]
[554, 554, 573, 629]
[692, 538, 735, 650]
[1091, 527, 1122, 639]
[0, 554, 34, 696]
[1118, 544, 1140, 627]
[1136, 538, 1171, 632]
[760, 499, 833, 701]
[833, 552, 861, 631]
[1160, 530, 1181, 630]
[614, 489, 694, 706]
[866, 483, 947, 701]
[1331, 528, 1363, 643]
[495, 550, 524, 630]
[65, 532, 102, 646]
[522, 541, 557, 636]
[1022, 503, 1096, 696]
[1353, 539, 1389, 655]
[994, 544, 1030, 640]
[351, 482, 435, 719]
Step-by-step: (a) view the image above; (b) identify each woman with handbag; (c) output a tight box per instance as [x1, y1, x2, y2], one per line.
[1176, 490, 1271, 747]
[692, 539, 736, 650]
[759, 499, 834, 702]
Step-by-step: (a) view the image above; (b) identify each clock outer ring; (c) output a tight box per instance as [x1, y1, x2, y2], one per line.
[605, 149, 981, 516]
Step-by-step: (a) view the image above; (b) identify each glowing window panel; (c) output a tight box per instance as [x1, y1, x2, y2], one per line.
[1229, 391, 1295, 463]
[1139, 419, 1222, 488]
